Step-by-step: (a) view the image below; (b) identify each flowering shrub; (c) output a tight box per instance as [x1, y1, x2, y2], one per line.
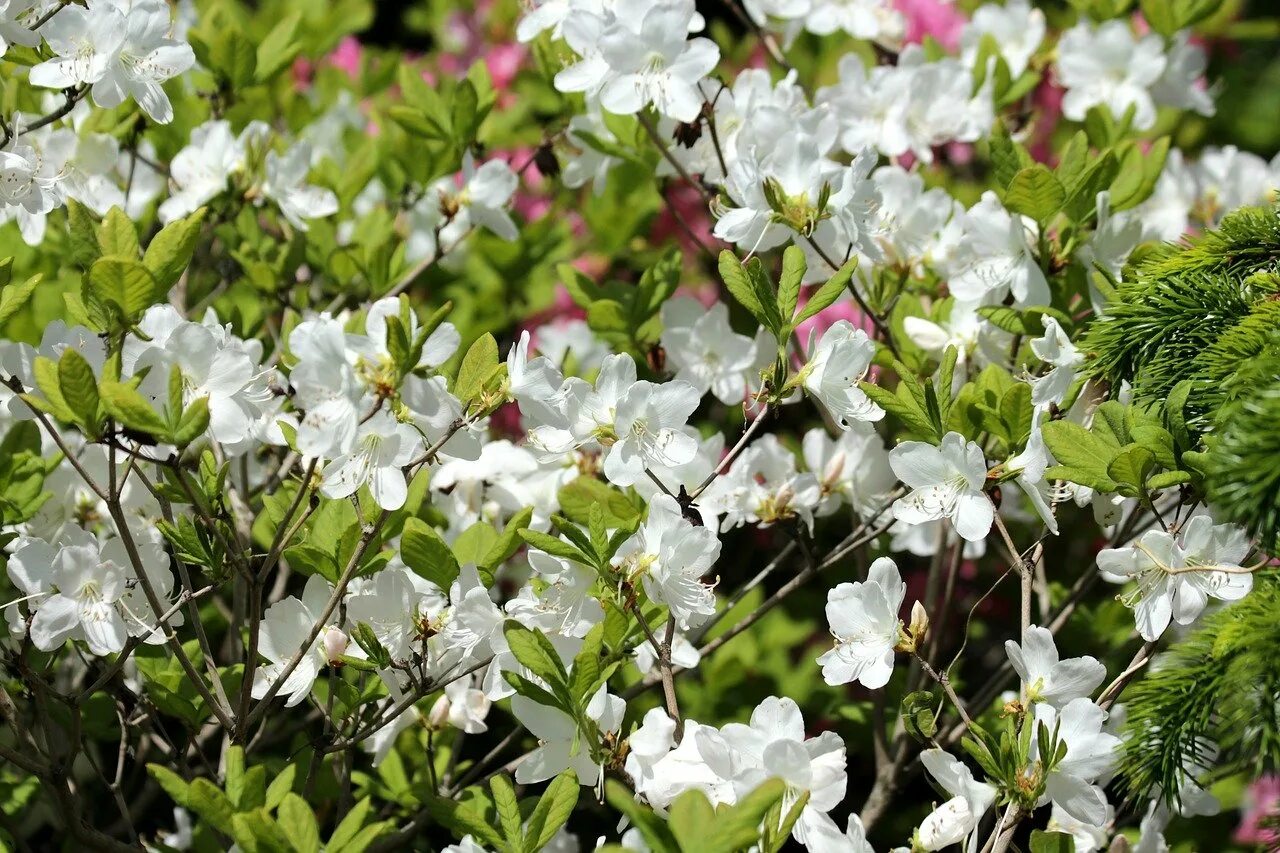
[2, 0, 1280, 850]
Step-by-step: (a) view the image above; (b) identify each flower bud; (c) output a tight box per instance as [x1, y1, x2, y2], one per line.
[909, 600, 930, 644]
[428, 694, 451, 730]
[322, 626, 348, 664]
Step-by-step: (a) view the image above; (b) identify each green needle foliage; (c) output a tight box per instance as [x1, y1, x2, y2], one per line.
[1117, 574, 1280, 809]
[1091, 205, 1280, 806]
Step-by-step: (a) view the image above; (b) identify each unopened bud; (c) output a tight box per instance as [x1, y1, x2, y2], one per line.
[428, 694, 451, 730]
[322, 627, 348, 664]
[909, 600, 929, 644]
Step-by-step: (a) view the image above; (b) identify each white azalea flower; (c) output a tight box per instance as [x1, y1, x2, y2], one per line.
[817, 556, 905, 689]
[320, 409, 422, 510]
[511, 685, 625, 785]
[261, 142, 339, 231]
[603, 379, 701, 487]
[1005, 625, 1105, 708]
[1097, 514, 1254, 641]
[1056, 20, 1166, 131]
[1032, 698, 1122, 826]
[615, 493, 720, 629]
[801, 320, 883, 428]
[890, 432, 994, 543]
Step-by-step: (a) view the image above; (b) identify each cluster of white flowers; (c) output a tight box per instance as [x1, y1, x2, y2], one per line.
[2, 0, 1276, 848]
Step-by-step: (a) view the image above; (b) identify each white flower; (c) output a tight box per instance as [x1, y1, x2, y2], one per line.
[31, 0, 195, 124]
[959, 0, 1045, 78]
[596, 1, 720, 123]
[802, 424, 896, 519]
[345, 567, 443, 660]
[919, 749, 997, 853]
[903, 301, 1011, 379]
[805, 0, 903, 45]
[1151, 32, 1214, 117]
[1029, 316, 1083, 407]
[615, 494, 721, 629]
[805, 812, 875, 853]
[801, 320, 883, 428]
[1047, 803, 1112, 853]
[288, 314, 364, 459]
[817, 556, 905, 689]
[1097, 514, 1254, 641]
[915, 799, 972, 851]
[158, 120, 246, 223]
[251, 575, 338, 707]
[700, 434, 822, 531]
[262, 143, 339, 231]
[511, 684, 625, 785]
[1032, 698, 1122, 826]
[1056, 20, 1167, 131]
[715, 696, 847, 844]
[634, 629, 701, 674]
[321, 410, 422, 510]
[444, 674, 493, 734]
[950, 192, 1049, 307]
[660, 298, 766, 405]
[1005, 625, 1105, 708]
[624, 709, 735, 809]
[15, 530, 128, 655]
[0, 135, 62, 227]
[456, 152, 519, 241]
[603, 379, 701, 487]
[0, 0, 42, 57]
[509, 550, 604, 638]
[890, 432, 993, 543]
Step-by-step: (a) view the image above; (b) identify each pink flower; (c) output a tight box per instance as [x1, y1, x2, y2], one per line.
[893, 0, 965, 50]
[328, 36, 362, 80]
[485, 43, 526, 91]
[1236, 775, 1280, 847]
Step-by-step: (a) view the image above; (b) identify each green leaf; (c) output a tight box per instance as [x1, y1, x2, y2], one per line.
[1041, 419, 1120, 492]
[277, 793, 321, 853]
[0, 272, 40, 326]
[187, 778, 236, 834]
[147, 764, 192, 808]
[100, 380, 168, 436]
[87, 256, 158, 322]
[66, 200, 100, 268]
[518, 528, 591, 563]
[777, 244, 806, 322]
[144, 208, 206, 290]
[1004, 165, 1066, 225]
[793, 257, 857, 326]
[490, 773, 524, 851]
[988, 128, 1033, 189]
[173, 396, 211, 446]
[717, 778, 788, 852]
[557, 476, 642, 530]
[719, 250, 772, 332]
[503, 621, 569, 689]
[523, 770, 579, 853]
[264, 763, 296, 810]
[668, 789, 717, 850]
[327, 797, 376, 852]
[255, 12, 302, 81]
[604, 780, 678, 853]
[480, 506, 534, 571]
[1029, 830, 1074, 853]
[860, 380, 935, 440]
[455, 333, 499, 403]
[57, 349, 99, 433]
[400, 517, 461, 588]
[1107, 445, 1156, 497]
[97, 207, 139, 258]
